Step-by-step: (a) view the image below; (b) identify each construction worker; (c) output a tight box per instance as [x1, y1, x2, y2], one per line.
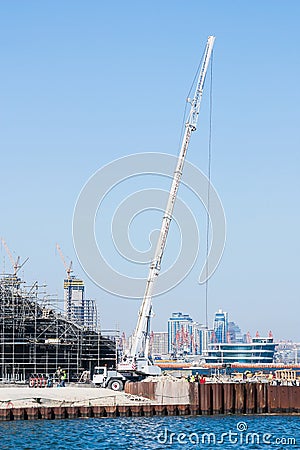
[47, 374, 53, 388]
[60, 370, 67, 387]
[55, 366, 62, 384]
[200, 375, 206, 384]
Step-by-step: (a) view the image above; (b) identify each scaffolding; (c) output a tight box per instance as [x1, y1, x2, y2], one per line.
[0, 273, 116, 382]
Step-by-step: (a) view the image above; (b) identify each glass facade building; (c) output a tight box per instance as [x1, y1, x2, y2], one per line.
[167, 313, 210, 356]
[213, 309, 228, 343]
[64, 277, 85, 325]
[152, 332, 169, 356]
[64, 278, 96, 330]
[168, 312, 193, 356]
[206, 337, 276, 364]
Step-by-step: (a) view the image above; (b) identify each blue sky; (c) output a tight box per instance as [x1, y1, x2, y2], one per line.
[1, 1, 299, 340]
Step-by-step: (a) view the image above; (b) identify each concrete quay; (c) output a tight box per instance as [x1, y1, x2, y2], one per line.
[0, 379, 299, 420]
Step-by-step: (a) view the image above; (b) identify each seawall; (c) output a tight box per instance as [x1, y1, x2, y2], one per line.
[0, 381, 299, 420]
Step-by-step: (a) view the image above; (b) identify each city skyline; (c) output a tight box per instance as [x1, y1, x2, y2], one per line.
[154, 308, 275, 339]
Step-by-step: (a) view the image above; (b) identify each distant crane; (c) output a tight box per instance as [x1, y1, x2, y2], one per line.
[246, 331, 252, 343]
[56, 243, 73, 279]
[227, 331, 231, 344]
[1, 237, 29, 276]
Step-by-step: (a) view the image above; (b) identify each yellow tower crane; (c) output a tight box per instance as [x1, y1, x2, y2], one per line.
[55, 243, 73, 279]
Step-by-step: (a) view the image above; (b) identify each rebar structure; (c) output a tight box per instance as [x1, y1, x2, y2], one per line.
[0, 272, 116, 382]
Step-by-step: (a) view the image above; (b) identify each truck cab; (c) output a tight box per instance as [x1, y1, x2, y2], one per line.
[92, 366, 107, 386]
[92, 366, 126, 391]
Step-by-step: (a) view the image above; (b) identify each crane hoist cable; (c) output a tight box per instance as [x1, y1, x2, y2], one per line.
[177, 49, 215, 330]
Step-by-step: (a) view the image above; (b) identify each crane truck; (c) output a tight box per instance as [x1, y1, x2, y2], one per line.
[92, 36, 215, 391]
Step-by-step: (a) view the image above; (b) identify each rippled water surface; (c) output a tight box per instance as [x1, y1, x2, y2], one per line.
[0, 415, 299, 449]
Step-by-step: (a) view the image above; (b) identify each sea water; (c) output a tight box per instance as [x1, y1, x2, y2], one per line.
[0, 415, 299, 449]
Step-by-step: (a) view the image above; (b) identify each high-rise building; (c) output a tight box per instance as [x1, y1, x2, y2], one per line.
[64, 277, 97, 330]
[191, 323, 212, 355]
[228, 321, 244, 343]
[167, 313, 212, 356]
[83, 298, 98, 331]
[151, 332, 168, 356]
[64, 277, 85, 325]
[213, 309, 228, 343]
[168, 312, 193, 356]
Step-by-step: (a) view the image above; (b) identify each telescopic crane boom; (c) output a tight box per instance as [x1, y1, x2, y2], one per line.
[118, 36, 215, 375]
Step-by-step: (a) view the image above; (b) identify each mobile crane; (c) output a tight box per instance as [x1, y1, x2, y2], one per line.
[93, 36, 215, 390]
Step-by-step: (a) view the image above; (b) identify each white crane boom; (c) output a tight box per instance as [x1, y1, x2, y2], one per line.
[118, 36, 215, 375]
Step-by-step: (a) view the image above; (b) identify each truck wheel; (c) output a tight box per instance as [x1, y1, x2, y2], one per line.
[108, 379, 123, 391]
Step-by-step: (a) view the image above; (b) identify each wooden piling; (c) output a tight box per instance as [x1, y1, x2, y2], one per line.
[177, 404, 189, 415]
[212, 383, 223, 414]
[166, 404, 177, 416]
[234, 383, 245, 414]
[289, 386, 300, 413]
[66, 406, 80, 419]
[26, 407, 39, 420]
[245, 383, 256, 414]
[11, 407, 24, 420]
[189, 382, 200, 415]
[118, 405, 130, 417]
[153, 405, 166, 416]
[223, 383, 235, 414]
[142, 404, 154, 417]
[267, 385, 278, 413]
[278, 386, 290, 413]
[92, 406, 105, 418]
[256, 383, 267, 413]
[199, 383, 212, 415]
[79, 406, 92, 418]
[39, 407, 53, 420]
[130, 405, 143, 417]
[105, 405, 117, 417]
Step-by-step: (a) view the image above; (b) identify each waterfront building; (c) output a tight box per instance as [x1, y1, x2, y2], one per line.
[151, 332, 168, 356]
[192, 323, 212, 355]
[206, 336, 276, 364]
[275, 341, 300, 364]
[213, 309, 228, 343]
[168, 313, 211, 356]
[168, 312, 193, 356]
[228, 321, 245, 343]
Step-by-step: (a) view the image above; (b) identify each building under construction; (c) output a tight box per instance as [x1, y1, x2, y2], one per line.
[0, 272, 116, 382]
